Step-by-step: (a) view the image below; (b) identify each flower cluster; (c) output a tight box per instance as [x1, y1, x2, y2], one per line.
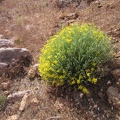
[38, 23, 113, 93]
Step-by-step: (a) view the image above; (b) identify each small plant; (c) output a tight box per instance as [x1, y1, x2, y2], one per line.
[0, 95, 7, 110]
[38, 23, 113, 93]
[14, 38, 25, 46]
[16, 16, 25, 27]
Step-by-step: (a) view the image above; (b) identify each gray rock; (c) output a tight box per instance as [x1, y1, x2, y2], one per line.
[0, 35, 3, 39]
[107, 86, 120, 110]
[59, 12, 79, 20]
[0, 63, 8, 77]
[84, 0, 92, 3]
[1, 82, 10, 91]
[0, 48, 33, 66]
[0, 48, 33, 77]
[7, 90, 30, 101]
[56, 0, 72, 8]
[19, 93, 29, 111]
[4, 91, 10, 95]
[28, 64, 39, 79]
[30, 97, 39, 106]
[56, 0, 82, 8]
[110, 59, 120, 69]
[6, 114, 19, 120]
[0, 39, 15, 48]
[116, 78, 120, 87]
[111, 69, 120, 80]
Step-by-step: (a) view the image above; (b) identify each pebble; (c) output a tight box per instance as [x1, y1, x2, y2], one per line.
[1, 82, 10, 91]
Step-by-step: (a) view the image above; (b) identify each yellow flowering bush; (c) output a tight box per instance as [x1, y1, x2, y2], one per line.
[38, 23, 113, 93]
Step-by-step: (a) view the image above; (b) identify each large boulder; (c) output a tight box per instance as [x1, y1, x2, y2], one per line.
[0, 48, 33, 77]
[0, 48, 32, 66]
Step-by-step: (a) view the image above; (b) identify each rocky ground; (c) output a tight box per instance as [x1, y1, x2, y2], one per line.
[0, 0, 120, 120]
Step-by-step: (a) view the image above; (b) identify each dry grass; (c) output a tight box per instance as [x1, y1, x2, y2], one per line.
[0, 0, 60, 61]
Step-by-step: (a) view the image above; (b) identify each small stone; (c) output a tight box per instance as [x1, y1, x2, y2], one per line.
[54, 100, 63, 110]
[30, 97, 39, 106]
[7, 90, 30, 101]
[116, 78, 120, 87]
[111, 69, 120, 80]
[115, 53, 120, 58]
[4, 91, 10, 95]
[0, 35, 3, 39]
[107, 86, 120, 110]
[0, 39, 15, 48]
[28, 64, 39, 80]
[98, 92, 103, 98]
[85, 0, 92, 4]
[7, 114, 19, 120]
[66, 12, 79, 19]
[34, 87, 39, 90]
[59, 12, 79, 20]
[80, 93, 84, 98]
[1, 82, 10, 91]
[98, 4, 102, 8]
[67, 20, 77, 25]
[93, 104, 97, 109]
[107, 80, 111, 85]
[19, 93, 29, 111]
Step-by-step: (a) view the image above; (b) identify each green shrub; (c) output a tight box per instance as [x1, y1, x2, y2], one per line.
[38, 23, 113, 93]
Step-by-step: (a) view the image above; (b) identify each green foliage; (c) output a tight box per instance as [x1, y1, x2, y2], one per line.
[38, 23, 113, 93]
[0, 95, 7, 110]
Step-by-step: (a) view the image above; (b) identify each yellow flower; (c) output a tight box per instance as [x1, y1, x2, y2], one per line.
[82, 87, 89, 94]
[57, 70, 60, 73]
[91, 62, 96, 67]
[59, 79, 64, 85]
[78, 85, 83, 90]
[71, 77, 74, 80]
[85, 69, 90, 72]
[78, 85, 89, 94]
[108, 37, 111, 40]
[48, 56, 52, 59]
[52, 81, 55, 85]
[91, 68, 95, 71]
[91, 78, 97, 84]
[101, 35, 104, 39]
[67, 39, 72, 43]
[59, 76, 64, 79]
[77, 79, 81, 84]
[79, 75, 83, 79]
[71, 80, 75, 85]
[88, 78, 91, 82]
[53, 60, 57, 64]
[101, 68, 104, 71]
[86, 73, 91, 77]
